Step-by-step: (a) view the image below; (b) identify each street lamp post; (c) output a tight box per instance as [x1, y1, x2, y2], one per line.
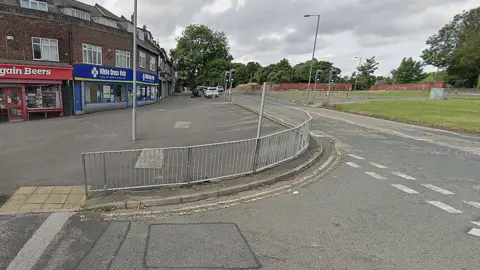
[353, 56, 362, 91]
[304, 14, 321, 102]
[312, 69, 322, 104]
[131, 0, 138, 141]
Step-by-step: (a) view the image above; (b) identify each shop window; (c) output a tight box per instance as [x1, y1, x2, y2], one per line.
[32, 38, 59, 61]
[0, 89, 5, 109]
[116, 50, 130, 68]
[26, 85, 60, 108]
[139, 51, 146, 68]
[83, 44, 102, 65]
[85, 83, 126, 103]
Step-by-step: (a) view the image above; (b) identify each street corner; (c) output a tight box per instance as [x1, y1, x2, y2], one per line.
[0, 186, 86, 214]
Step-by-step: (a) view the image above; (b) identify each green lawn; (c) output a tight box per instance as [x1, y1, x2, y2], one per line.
[347, 90, 430, 97]
[334, 99, 480, 133]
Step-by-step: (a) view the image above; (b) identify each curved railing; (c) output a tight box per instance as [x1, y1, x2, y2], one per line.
[82, 99, 312, 197]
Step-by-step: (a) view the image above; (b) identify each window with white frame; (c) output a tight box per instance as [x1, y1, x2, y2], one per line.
[149, 56, 156, 71]
[139, 51, 146, 68]
[82, 44, 102, 65]
[32, 37, 59, 61]
[93, 17, 118, 28]
[116, 50, 130, 68]
[137, 30, 145, 41]
[20, 0, 48, 11]
[63, 8, 90, 21]
[126, 23, 134, 33]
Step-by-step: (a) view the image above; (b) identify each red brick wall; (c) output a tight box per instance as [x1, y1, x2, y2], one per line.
[369, 82, 447, 91]
[0, 4, 157, 73]
[273, 83, 352, 91]
[0, 12, 70, 62]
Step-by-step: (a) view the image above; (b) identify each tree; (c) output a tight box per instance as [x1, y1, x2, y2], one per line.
[171, 24, 232, 89]
[421, 70, 450, 83]
[356, 56, 379, 89]
[292, 59, 335, 83]
[421, 7, 480, 88]
[391, 57, 426, 84]
[197, 59, 231, 87]
[245, 62, 262, 82]
[231, 62, 249, 86]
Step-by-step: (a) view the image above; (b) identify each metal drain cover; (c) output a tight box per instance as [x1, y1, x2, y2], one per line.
[145, 223, 260, 269]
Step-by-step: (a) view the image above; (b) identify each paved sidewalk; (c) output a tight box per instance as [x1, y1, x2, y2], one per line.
[0, 93, 284, 200]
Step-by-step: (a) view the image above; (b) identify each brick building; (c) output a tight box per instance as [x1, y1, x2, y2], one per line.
[0, 0, 175, 121]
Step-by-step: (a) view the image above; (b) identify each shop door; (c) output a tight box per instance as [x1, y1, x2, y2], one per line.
[127, 85, 133, 106]
[5, 88, 25, 121]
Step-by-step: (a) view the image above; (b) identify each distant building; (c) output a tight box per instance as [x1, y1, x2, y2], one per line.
[0, 0, 175, 122]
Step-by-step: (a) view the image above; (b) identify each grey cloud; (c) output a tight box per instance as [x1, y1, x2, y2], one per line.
[98, 0, 477, 74]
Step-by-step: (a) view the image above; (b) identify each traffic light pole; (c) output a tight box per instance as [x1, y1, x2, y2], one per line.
[326, 68, 334, 106]
[312, 69, 321, 104]
[224, 71, 229, 101]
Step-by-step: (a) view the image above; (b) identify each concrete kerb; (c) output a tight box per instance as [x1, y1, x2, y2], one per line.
[84, 138, 325, 211]
[83, 99, 329, 212]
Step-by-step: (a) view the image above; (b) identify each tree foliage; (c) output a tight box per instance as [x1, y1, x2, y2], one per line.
[171, 24, 232, 88]
[391, 57, 426, 84]
[421, 7, 480, 87]
[355, 57, 379, 89]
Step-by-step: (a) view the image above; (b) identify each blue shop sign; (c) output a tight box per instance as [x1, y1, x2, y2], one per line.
[74, 63, 158, 84]
[137, 71, 159, 84]
[73, 63, 132, 82]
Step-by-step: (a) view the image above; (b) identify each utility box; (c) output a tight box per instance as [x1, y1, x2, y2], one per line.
[430, 88, 445, 100]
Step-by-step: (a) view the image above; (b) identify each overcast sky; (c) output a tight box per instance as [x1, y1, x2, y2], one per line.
[83, 0, 478, 76]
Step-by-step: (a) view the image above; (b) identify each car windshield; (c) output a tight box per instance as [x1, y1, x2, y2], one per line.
[208, 88, 217, 90]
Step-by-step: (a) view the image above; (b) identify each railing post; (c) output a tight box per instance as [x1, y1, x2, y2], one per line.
[186, 147, 192, 184]
[102, 152, 107, 192]
[252, 138, 261, 172]
[82, 153, 88, 199]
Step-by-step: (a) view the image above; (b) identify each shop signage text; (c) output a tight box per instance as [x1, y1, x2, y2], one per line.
[74, 63, 158, 84]
[0, 64, 72, 80]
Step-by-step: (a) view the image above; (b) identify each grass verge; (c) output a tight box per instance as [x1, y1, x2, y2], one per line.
[332, 99, 480, 133]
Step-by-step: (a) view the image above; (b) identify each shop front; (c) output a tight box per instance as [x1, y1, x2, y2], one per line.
[0, 63, 72, 122]
[73, 63, 158, 114]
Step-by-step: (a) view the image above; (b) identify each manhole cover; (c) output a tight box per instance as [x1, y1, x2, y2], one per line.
[145, 223, 260, 269]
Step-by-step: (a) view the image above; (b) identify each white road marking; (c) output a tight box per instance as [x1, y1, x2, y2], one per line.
[426, 201, 462, 214]
[7, 212, 74, 270]
[422, 184, 454, 195]
[393, 172, 417, 180]
[464, 201, 480, 209]
[174, 121, 191, 128]
[348, 154, 365, 160]
[346, 162, 361, 168]
[370, 162, 387, 169]
[468, 228, 480, 238]
[392, 184, 419, 194]
[135, 149, 164, 169]
[392, 130, 433, 142]
[471, 221, 480, 227]
[365, 172, 386, 180]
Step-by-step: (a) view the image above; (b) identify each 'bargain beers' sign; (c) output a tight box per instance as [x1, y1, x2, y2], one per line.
[0, 64, 72, 80]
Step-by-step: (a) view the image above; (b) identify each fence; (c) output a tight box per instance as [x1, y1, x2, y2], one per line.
[82, 105, 311, 196]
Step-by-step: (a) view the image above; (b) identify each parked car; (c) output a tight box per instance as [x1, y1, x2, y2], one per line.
[216, 86, 224, 92]
[191, 88, 201, 98]
[204, 87, 219, 98]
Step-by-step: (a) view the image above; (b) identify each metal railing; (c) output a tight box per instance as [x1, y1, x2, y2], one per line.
[82, 105, 311, 196]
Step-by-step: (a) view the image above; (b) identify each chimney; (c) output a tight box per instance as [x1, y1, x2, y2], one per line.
[143, 25, 147, 30]
[131, 14, 134, 23]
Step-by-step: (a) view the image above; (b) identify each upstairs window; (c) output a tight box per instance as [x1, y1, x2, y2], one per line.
[20, 0, 48, 11]
[137, 30, 144, 41]
[63, 8, 90, 21]
[32, 37, 59, 61]
[139, 51, 146, 68]
[82, 44, 102, 65]
[93, 17, 118, 28]
[149, 56, 156, 71]
[116, 50, 130, 68]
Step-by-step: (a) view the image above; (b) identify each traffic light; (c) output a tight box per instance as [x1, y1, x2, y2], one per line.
[315, 70, 322, 82]
[225, 71, 230, 82]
